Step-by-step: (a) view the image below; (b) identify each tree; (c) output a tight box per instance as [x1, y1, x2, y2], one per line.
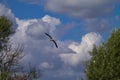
[85, 28, 120, 80]
[0, 16, 13, 51]
[0, 16, 41, 80]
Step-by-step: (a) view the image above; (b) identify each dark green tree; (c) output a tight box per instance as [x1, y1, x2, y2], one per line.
[86, 28, 120, 80]
[0, 16, 13, 51]
[0, 16, 41, 80]
[0, 16, 13, 39]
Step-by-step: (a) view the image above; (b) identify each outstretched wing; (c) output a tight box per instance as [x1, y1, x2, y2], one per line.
[45, 33, 58, 48]
[52, 40, 58, 48]
[45, 33, 52, 39]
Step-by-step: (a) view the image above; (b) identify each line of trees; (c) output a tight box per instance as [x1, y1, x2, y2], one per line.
[0, 16, 41, 80]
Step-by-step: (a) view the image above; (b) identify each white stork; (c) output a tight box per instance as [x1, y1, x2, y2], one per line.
[45, 33, 58, 48]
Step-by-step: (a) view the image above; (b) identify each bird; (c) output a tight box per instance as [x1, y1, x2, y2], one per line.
[45, 33, 58, 48]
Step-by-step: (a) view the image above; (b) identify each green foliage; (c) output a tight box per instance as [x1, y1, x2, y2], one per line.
[0, 71, 11, 80]
[0, 16, 13, 40]
[86, 28, 120, 80]
[0, 16, 13, 51]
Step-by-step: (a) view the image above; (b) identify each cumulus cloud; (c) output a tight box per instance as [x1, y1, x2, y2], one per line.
[14, 15, 60, 41]
[10, 15, 81, 80]
[26, 20, 50, 39]
[42, 15, 61, 34]
[11, 15, 74, 68]
[60, 32, 102, 66]
[0, 4, 17, 31]
[42, 15, 60, 26]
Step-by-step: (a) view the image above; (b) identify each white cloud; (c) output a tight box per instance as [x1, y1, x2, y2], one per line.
[0, 4, 17, 30]
[13, 15, 60, 42]
[11, 16, 79, 80]
[42, 15, 60, 26]
[11, 15, 74, 67]
[10, 14, 87, 79]
[44, 0, 119, 18]
[40, 62, 54, 69]
[42, 15, 61, 34]
[60, 32, 102, 66]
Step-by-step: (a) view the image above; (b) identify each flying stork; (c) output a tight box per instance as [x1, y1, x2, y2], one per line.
[45, 33, 58, 48]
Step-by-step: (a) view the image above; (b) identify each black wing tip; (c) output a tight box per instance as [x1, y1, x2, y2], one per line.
[45, 33, 47, 34]
[45, 33, 49, 35]
[53, 40, 58, 48]
[45, 33, 52, 39]
[45, 33, 48, 35]
[55, 44, 58, 48]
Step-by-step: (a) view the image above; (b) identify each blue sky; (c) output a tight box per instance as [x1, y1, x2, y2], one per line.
[0, 0, 120, 80]
[1, 0, 120, 41]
